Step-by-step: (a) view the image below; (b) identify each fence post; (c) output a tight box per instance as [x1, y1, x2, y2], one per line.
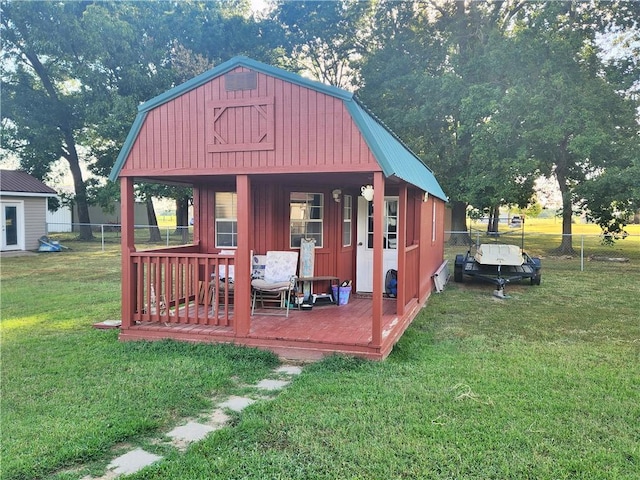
[580, 235, 584, 272]
[101, 224, 105, 252]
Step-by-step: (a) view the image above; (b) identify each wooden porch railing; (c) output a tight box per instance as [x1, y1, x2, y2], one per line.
[130, 250, 235, 327]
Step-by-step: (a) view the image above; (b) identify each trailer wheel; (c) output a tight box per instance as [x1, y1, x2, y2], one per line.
[454, 254, 464, 283]
[530, 258, 542, 285]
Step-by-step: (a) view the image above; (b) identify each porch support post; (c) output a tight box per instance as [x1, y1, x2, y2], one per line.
[418, 194, 431, 302]
[120, 177, 135, 329]
[397, 183, 408, 316]
[235, 174, 252, 337]
[371, 171, 384, 348]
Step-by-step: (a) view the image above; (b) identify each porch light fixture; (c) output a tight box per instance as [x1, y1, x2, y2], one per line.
[361, 185, 374, 202]
[423, 192, 429, 202]
[332, 188, 342, 203]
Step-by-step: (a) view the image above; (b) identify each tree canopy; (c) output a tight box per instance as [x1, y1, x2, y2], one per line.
[1, 0, 638, 248]
[0, 0, 284, 238]
[353, 0, 640, 251]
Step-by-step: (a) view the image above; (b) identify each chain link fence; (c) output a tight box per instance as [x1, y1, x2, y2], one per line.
[44, 223, 638, 272]
[445, 229, 640, 272]
[46, 222, 194, 250]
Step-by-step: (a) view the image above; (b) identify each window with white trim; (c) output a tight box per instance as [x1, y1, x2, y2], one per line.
[215, 192, 237, 248]
[290, 192, 323, 248]
[343, 195, 352, 247]
[431, 200, 437, 243]
[366, 198, 398, 249]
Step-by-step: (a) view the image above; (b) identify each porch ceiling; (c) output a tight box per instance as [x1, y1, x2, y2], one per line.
[129, 172, 392, 190]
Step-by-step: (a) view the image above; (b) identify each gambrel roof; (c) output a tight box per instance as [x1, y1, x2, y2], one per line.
[110, 57, 447, 201]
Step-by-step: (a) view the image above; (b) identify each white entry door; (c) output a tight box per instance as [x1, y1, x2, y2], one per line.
[1, 202, 24, 251]
[355, 196, 398, 292]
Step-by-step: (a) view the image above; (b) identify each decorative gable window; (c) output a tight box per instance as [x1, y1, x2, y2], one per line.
[215, 192, 237, 248]
[290, 192, 323, 248]
[224, 71, 257, 91]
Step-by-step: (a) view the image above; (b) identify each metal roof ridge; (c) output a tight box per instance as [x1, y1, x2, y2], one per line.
[138, 56, 353, 114]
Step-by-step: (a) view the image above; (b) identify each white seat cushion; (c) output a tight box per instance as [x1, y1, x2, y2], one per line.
[251, 279, 291, 291]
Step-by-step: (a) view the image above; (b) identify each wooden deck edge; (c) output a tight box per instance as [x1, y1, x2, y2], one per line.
[116, 292, 434, 361]
[380, 297, 423, 360]
[119, 327, 383, 361]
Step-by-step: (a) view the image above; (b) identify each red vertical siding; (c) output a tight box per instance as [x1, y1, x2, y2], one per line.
[121, 67, 381, 176]
[197, 182, 355, 284]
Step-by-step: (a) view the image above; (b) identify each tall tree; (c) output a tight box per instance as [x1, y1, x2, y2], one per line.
[1, 1, 99, 239]
[504, 1, 640, 253]
[1, 1, 282, 240]
[1, 1, 179, 239]
[273, 0, 376, 88]
[359, 1, 531, 243]
[357, 0, 639, 250]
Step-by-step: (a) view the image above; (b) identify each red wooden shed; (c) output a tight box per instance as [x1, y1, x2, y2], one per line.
[110, 57, 448, 360]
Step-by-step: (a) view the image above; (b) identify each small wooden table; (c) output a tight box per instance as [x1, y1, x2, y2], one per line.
[296, 276, 340, 306]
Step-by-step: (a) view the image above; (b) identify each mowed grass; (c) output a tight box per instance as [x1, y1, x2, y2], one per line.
[124, 243, 640, 480]
[2, 225, 639, 479]
[0, 246, 278, 480]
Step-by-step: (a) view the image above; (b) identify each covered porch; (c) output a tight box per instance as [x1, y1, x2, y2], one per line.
[117, 179, 430, 361]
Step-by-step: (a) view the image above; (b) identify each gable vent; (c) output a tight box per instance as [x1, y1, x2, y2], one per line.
[225, 71, 257, 91]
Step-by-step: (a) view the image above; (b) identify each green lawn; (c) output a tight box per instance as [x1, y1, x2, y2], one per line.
[1, 229, 639, 479]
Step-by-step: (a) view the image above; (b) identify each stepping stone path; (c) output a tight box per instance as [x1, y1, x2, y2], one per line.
[85, 364, 302, 480]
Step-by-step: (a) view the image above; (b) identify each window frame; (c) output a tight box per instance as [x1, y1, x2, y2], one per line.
[342, 194, 352, 247]
[289, 192, 324, 248]
[366, 197, 398, 250]
[431, 200, 437, 244]
[214, 192, 238, 249]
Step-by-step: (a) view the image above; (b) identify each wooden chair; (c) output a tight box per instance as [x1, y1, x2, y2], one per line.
[251, 251, 298, 317]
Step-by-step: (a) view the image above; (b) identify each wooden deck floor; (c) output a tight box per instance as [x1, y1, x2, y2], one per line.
[120, 295, 418, 360]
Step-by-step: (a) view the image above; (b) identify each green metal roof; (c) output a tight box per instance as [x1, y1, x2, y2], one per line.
[346, 99, 447, 201]
[109, 57, 447, 201]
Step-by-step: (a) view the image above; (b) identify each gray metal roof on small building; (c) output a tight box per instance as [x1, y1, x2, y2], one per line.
[0, 170, 57, 196]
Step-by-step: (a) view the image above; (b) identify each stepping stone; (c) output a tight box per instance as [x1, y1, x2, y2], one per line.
[276, 365, 302, 375]
[107, 448, 162, 476]
[167, 421, 215, 443]
[206, 409, 231, 427]
[255, 379, 290, 391]
[218, 396, 255, 412]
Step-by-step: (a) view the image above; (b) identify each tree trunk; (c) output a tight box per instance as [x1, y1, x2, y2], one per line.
[175, 196, 190, 242]
[70, 164, 94, 241]
[145, 197, 162, 242]
[487, 205, 500, 233]
[492, 206, 500, 233]
[554, 168, 575, 255]
[448, 200, 472, 245]
[21, 47, 94, 240]
[64, 141, 93, 241]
